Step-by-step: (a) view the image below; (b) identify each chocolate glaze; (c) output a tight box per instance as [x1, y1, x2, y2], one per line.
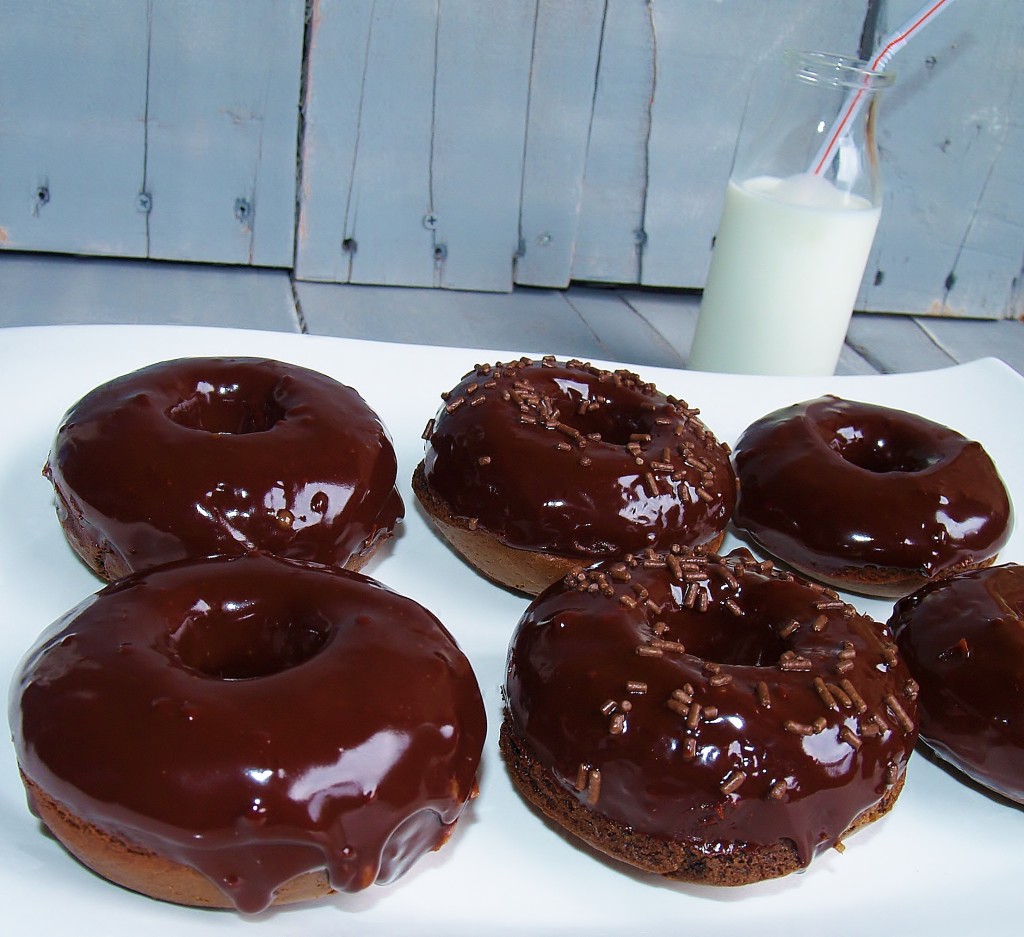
[505, 548, 918, 866]
[889, 563, 1024, 804]
[421, 357, 735, 559]
[11, 554, 486, 912]
[732, 396, 1012, 586]
[44, 358, 404, 578]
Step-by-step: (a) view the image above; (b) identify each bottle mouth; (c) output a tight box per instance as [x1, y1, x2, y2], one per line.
[786, 50, 895, 92]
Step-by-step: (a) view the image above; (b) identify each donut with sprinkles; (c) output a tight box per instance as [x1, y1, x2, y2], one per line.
[414, 357, 736, 594]
[502, 546, 919, 885]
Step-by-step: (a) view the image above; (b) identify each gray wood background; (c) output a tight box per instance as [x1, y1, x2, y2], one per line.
[1, 0, 1021, 318]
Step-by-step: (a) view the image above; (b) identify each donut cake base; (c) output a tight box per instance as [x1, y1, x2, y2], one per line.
[413, 462, 586, 594]
[23, 774, 336, 909]
[412, 462, 726, 596]
[53, 485, 389, 583]
[499, 720, 905, 886]
[54, 487, 393, 581]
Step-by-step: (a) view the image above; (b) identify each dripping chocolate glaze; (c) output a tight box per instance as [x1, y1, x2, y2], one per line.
[890, 564, 1024, 804]
[732, 396, 1012, 579]
[505, 548, 918, 865]
[44, 358, 404, 577]
[11, 555, 487, 913]
[422, 357, 736, 557]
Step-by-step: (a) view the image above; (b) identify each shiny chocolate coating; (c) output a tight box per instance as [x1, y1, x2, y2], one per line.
[732, 396, 1012, 589]
[44, 357, 404, 579]
[889, 564, 1024, 804]
[421, 357, 735, 559]
[11, 554, 487, 912]
[505, 548, 919, 867]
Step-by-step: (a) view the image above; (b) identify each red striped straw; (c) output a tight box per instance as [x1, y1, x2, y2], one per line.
[810, 0, 960, 176]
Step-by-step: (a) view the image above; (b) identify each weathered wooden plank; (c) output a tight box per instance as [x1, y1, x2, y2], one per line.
[941, 114, 1024, 320]
[297, 0, 437, 286]
[298, 0, 534, 292]
[617, 288, 701, 364]
[513, 0, 606, 289]
[845, 312, 956, 373]
[916, 315, 1024, 375]
[0, 0, 150, 256]
[562, 286, 687, 369]
[858, 0, 1024, 319]
[429, 1, 535, 291]
[294, 0, 375, 283]
[641, 0, 871, 288]
[0, 254, 300, 331]
[296, 280, 607, 358]
[835, 341, 882, 376]
[144, 0, 304, 267]
[569, 0, 654, 285]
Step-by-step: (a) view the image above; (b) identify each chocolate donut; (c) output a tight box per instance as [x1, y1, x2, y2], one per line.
[732, 396, 1012, 597]
[10, 553, 486, 912]
[414, 357, 736, 594]
[44, 357, 404, 580]
[502, 547, 919, 885]
[889, 563, 1024, 804]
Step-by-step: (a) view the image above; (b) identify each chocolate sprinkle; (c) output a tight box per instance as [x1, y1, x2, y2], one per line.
[779, 655, 813, 672]
[666, 699, 689, 718]
[813, 677, 839, 711]
[636, 645, 663, 658]
[840, 725, 862, 749]
[723, 598, 743, 617]
[839, 679, 868, 713]
[784, 720, 816, 736]
[720, 770, 747, 796]
[884, 694, 916, 734]
[778, 619, 800, 638]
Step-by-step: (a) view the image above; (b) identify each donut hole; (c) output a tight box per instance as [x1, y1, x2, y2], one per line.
[549, 385, 654, 445]
[571, 409, 653, 446]
[663, 609, 787, 666]
[824, 423, 939, 474]
[171, 606, 329, 679]
[167, 381, 286, 435]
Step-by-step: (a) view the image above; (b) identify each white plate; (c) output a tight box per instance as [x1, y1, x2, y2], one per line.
[2, 324, 1022, 936]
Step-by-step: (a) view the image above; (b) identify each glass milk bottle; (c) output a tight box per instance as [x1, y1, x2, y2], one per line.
[688, 52, 893, 375]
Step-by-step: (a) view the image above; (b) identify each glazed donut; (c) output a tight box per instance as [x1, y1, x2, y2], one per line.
[10, 553, 486, 913]
[732, 396, 1012, 597]
[413, 357, 736, 594]
[889, 563, 1024, 804]
[44, 357, 404, 581]
[502, 547, 919, 885]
